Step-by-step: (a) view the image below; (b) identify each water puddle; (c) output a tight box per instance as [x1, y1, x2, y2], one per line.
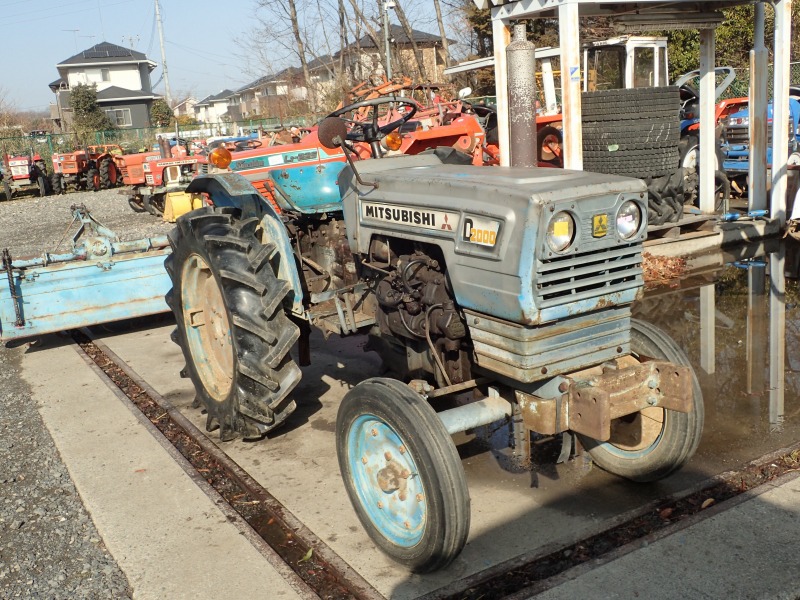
[462, 236, 800, 508]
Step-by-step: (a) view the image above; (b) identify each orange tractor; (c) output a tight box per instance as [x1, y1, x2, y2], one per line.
[51, 144, 123, 193]
[1, 150, 51, 200]
[114, 141, 206, 220]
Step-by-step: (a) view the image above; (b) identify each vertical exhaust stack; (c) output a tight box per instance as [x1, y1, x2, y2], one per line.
[507, 22, 538, 168]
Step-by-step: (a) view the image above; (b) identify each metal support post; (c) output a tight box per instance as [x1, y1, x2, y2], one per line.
[558, 2, 582, 170]
[699, 284, 716, 375]
[492, 17, 512, 167]
[698, 29, 716, 213]
[507, 22, 538, 168]
[768, 245, 785, 428]
[771, 0, 793, 226]
[749, 2, 768, 212]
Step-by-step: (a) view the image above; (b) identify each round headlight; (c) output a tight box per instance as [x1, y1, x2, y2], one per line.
[546, 211, 575, 253]
[616, 200, 642, 239]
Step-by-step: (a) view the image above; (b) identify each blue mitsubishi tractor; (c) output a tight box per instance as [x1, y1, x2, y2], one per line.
[165, 96, 704, 572]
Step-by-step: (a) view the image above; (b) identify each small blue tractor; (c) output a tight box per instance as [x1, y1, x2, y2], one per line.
[165, 97, 703, 572]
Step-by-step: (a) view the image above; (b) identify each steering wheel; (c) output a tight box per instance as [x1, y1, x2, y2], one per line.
[234, 139, 263, 151]
[326, 96, 418, 143]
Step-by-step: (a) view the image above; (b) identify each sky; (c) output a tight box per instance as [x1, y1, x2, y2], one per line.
[0, 0, 458, 115]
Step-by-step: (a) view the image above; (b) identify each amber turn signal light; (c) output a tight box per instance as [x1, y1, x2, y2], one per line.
[209, 146, 232, 169]
[381, 131, 403, 151]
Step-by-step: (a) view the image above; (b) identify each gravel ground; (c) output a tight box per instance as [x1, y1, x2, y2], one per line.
[0, 187, 173, 259]
[0, 187, 167, 598]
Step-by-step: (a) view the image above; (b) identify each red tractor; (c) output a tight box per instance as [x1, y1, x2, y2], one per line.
[114, 141, 206, 219]
[1, 151, 50, 200]
[51, 144, 123, 194]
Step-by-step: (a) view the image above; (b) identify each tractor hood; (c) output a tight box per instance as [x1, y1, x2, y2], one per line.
[339, 154, 647, 326]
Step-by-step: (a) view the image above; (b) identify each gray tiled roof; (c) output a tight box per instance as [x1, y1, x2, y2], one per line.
[57, 42, 150, 66]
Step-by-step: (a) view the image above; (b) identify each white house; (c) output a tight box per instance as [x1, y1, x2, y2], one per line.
[49, 41, 160, 131]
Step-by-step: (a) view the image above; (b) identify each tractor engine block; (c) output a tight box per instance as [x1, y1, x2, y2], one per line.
[371, 250, 471, 386]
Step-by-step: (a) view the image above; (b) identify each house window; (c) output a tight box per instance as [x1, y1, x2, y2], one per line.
[101, 68, 110, 82]
[104, 108, 132, 127]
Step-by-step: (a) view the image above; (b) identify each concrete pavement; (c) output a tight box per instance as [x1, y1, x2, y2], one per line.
[525, 471, 800, 600]
[22, 337, 313, 599]
[16, 327, 800, 600]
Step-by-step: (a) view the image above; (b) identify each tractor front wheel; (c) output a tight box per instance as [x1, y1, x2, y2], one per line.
[537, 125, 563, 167]
[144, 193, 166, 217]
[678, 135, 729, 212]
[128, 196, 146, 213]
[577, 319, 704, 482]
[37, 175, 47, 197]
[336, 378, 470, 572]
[165, 207, 301, 441]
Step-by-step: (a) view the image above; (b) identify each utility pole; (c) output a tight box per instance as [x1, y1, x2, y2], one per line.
[383, 1, 395, 80]
[155, 0, 172, 105]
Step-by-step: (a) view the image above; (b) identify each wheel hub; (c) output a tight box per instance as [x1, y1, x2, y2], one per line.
[349, 416, 426, 546]
[181, 253, 234, 401]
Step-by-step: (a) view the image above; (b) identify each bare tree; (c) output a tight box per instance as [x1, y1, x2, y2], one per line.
[0, 87, 17, 131]
[392, 0, 428, 80]
[251, 0, 318, 111]
[432, 0, 451, 68]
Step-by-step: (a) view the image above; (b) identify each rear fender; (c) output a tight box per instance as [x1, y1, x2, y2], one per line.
[186, 173, 304, 316]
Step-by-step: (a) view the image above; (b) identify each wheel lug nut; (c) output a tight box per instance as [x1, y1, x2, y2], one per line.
[404, 521, 410, 529]
[398, 445, 406, 454]
[361, 456, 368, 464]
[377, 501, 383, 509]
[400, 469, 410, 478]
[398, 491, 407, 501]
[384, 451, 392, 461]
[371, 429, 378, 437]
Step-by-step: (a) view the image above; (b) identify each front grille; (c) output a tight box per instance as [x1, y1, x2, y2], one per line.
[10, 166, 27, 177]
[119, 166, 129, 178]
[145, 174, 154, 185]
[536, 243, 642, 309]
[725, 125, 749, 145]
[725, 120, 791, 146]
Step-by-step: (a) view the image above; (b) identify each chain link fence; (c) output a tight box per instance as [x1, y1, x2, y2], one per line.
[717, 61, 800, 99]
[0, 115, 319, 172]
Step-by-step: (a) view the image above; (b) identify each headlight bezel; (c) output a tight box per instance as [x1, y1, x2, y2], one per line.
[616, 199, 643, 240]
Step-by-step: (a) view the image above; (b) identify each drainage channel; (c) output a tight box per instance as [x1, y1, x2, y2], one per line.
[74, 331, 382, 600]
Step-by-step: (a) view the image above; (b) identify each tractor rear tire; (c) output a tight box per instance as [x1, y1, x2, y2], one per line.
[51, 173, 63, 195]
[577, 319, 704, 482]
[2, 180, 11, 201]
[165, 207, 301, 441]
[86, 168, 100, 192]
[99, 157, 117, 189]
